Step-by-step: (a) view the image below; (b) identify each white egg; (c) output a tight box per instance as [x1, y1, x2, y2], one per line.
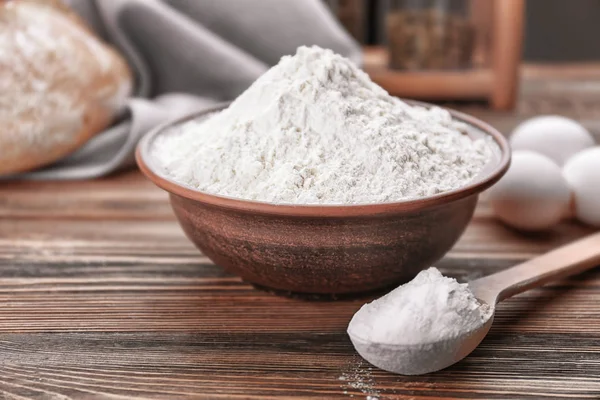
[510, 115, 594, 165]
[562, 147, 600, 227]
[488, 151, 571, 231]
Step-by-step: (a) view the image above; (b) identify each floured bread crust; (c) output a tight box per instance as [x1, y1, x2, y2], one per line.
[0, 0, 133, 175]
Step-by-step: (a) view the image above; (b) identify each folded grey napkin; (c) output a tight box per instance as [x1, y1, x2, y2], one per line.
[18, 0, 361, 180]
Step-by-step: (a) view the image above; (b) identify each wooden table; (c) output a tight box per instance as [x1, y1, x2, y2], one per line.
[1, 66, 600, 399]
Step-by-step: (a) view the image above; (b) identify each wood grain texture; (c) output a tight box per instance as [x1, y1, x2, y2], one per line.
[363, 47, 494, 100]
[490, 0, 525, 110]
[1, 66, 600, 399]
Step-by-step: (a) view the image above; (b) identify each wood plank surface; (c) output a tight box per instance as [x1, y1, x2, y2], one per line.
[1, 66, 600, 399]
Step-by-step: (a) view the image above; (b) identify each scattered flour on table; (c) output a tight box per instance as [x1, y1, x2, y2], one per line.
[348, 268, 492, 346]
[154, 45, 493, 205]
[338, 358, 381, 399]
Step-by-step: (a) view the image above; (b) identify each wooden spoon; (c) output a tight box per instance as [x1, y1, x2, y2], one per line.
[348, 232, 600, 375]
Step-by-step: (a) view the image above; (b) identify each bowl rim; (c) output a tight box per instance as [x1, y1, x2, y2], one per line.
[136, 100, 510, 217]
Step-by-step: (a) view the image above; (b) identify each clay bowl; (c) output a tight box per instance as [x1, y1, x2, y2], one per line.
[136, 102, 510, 294]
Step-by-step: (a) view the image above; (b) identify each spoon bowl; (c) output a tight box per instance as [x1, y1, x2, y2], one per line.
[348, 313, 494, 375]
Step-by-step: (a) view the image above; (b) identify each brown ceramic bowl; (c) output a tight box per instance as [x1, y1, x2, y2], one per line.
[136, 102, 510, 294]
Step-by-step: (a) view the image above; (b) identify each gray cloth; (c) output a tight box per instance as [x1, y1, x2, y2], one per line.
[18, 0, 360, 180]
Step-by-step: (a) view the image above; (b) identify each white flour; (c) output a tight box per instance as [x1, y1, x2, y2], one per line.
[347, 268, 491, 346]
[154, 46, 492, 205]
[338, 359, 380, 399]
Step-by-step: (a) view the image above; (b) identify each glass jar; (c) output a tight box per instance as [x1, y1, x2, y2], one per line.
[325, 0, 366, 43]
[387, 0, 474, 70]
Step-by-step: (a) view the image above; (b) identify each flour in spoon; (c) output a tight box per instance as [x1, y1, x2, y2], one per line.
[347, 268, 492, 345]
[154, 46, 493, 205]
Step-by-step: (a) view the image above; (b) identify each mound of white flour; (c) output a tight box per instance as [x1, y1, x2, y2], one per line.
[154, 46, 493, 205]
[347, 268, 492, 346]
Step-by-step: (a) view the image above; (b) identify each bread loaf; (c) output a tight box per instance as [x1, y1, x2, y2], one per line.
[0, 0, 133, 175]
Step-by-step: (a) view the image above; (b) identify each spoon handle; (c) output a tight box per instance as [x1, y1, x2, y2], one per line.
[470, 231, 600, 304]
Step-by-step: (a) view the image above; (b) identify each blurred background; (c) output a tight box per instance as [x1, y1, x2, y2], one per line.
[2, 0, 599, 182]
[329, 0, 600, 62]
